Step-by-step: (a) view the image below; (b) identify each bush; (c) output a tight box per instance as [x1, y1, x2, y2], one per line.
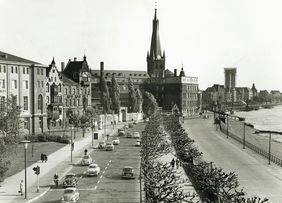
[37, 134, 47, 142]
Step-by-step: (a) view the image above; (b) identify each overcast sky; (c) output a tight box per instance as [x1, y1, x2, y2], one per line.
[1, 0, 282, 91]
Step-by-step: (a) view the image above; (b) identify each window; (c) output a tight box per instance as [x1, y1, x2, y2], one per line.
[55, 77, 56, 82]
[0, 65, 1, 72]
[41, 69, 43, 75]
[38, 95, 43, 111]
[46, 96, 49, 103]
[38, 81, 40, 88]
[23, 80, 28, 89]
[0, 96, 5, 111]
[41, 81, 43, 87]
[15, 67, 18, 73]
[23, 67, 25, 74]
[12, 80, 17, 89]
[46, 84, 49, 92]
[24, 118, 29, 130]
[77, 99, 80, 106]
[65, 88, 67, 94]
[3, 66, 6, 73]
[23, 96, 28, 110]
[65, 99, 68, 106]
[73, 88, 76, 94]
[26, 68, 29, 74]
[70, 99, 72, 106]
[0, 79, 5, 88]
[11, 66, 14, 73]
[37, 68, 40, 75]
[58, 84, 61, 92]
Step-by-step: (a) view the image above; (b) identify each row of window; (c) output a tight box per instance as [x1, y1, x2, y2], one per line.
[0, 80, 29, 89]
[46, 83, 62, 92]
[37, 68, 44, 75]
[64, 87, 89, 95]
[0, 96, 29, 111]
[0, 65, 29, 74]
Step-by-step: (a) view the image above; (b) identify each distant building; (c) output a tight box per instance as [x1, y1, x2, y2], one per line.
[270, 90, 281, 103]
[224, 68, 237, 103]
[202, 84, 225, 110]
[235, 87, 253, 102]
[251, 83, 258, 97]
[0, 51, 47, 134]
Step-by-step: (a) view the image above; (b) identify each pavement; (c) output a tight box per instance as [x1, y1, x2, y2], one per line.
[0, 124, 120, 203]
[184, 113, 282, 203]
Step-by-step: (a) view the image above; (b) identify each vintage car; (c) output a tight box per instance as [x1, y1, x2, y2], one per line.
[135, 140, 141, 147]
[105, 142, 114, 151]
[81, 155, 92, 166]
[118, 130, 125, 136]
[61, 187, 80, 203]
[63, 173, 78, 188]
[122, 166, 135, 179]
[112, 137, 120, 145]
[133, 132, 140, 139]
[98, 141, 106, 149]
[128, 123, 133, 128]
[86, 163, 100, 177]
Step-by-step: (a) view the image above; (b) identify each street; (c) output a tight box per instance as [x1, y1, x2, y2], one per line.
[184, 116, 282, 203]
[34, 124, 145, 203]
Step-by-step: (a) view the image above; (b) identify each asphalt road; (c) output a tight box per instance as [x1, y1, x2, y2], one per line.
[34, 123, 145, 203]
[184, 116, 282, 203]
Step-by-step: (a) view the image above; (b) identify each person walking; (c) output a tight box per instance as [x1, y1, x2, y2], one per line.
[170, 158, 175, 169]
[53, 173, 59, 188]
[44, 153, 48, 162]
[19, 180, 24, 196]
[84, 149, 88, 156]
[176, 159, 180, 169]
[41, 153, 44, 163]
[71, 142, 74, 151]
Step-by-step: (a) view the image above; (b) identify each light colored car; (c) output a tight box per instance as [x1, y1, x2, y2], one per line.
[126, 132, 133, 138]
[133, 132, 140, 139]
[105, 142, 114, 151]
[122, 166, 135, 179]
[112, 137, 120, 145]
[63, 173, 78, 188]
[118, 130, 125, 136]
[81, 155, 92, 166]
[86, 163, 100, 176]
[135, 140, 141, 147]
[61, 187, 80, 203]
[124, 124, 129, 129]
[98, 141, 106, 149]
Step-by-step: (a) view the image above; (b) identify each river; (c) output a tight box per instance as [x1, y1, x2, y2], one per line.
[234, 105, 282, 132]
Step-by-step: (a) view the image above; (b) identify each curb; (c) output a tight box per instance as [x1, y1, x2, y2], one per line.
[25, 190, 49, 203]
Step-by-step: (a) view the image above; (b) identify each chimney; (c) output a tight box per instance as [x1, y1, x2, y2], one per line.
[74, 57, 77, 61]
[68, 59, 71, 62]
[174, 69, 177, 77]
[61, 62, 65, 72]
[100, 61, 104, 77]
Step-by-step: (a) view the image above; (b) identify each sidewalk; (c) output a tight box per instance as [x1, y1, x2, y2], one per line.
[159, 153, 201, 203]
[0, 124, 120, 203]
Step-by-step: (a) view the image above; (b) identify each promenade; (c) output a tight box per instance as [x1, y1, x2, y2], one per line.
[184, 115, 282, 203]
[0, 125, 118, 203]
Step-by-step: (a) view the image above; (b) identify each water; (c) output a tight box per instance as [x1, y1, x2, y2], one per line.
[234, 105, 282, 132]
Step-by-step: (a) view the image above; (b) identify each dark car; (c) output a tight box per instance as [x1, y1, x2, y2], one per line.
[122, 166, 135, 179]
[63, 173, 78, 188]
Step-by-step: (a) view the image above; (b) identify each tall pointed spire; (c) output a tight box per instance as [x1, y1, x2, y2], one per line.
[149, 8, 162, 60]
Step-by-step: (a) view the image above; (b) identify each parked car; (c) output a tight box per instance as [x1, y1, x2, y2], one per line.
[124, 124, 129, 129]
[133, 121, 137, 125]
[112, 137, 120, 145]
[63, 173, 78, 188]
[122, 166, 135, 179]
[135, 140, 140, 147]
[105, 142, 114, 151]
[98, 141, 106, 149]
[118, 130, 125, 136]
[86, 163, 100, 176]
[126, 131, 133, 138]
[81, 155, 92, 166]
[61, 187, 80, 203]
[128, 123, 133, 128]
[133, 132, 140, 139]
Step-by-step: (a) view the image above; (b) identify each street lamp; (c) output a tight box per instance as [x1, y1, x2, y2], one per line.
[21, 140, 30, 199]
[71, 126, 74, 163]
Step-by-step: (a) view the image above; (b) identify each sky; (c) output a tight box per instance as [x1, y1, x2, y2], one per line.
[1, 0, 282, 91]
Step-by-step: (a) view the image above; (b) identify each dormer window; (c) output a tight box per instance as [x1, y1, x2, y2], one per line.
[73, 73, 78, 79]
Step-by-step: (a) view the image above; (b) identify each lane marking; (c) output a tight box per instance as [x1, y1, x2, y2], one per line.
[97, 180, 100, 184]
[103, 171, 105, 174]
[105, 166, 108, 169]
[100, 175, 103, 179]
[94, 186, 97, 190]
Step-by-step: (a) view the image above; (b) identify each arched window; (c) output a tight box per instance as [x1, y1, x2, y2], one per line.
[65, 88, 68, 94]
[73, 88, 76, 94]
[38, 94, 43, 112]
[58, 84, 61, 92]
[46, 96, 49, 103]
[46, 84, 49, 92]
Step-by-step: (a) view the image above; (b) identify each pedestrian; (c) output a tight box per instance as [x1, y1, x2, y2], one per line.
[170, 158, 175, 169]
[19, 180, 24, 196]
[84, 149, 88, 155]
[53, 172, 59, 188]
[41, 153, 44, 163]
[71, 142, 74, 151]
[44, 153, 48, 162]
[106, 134, 109, 140]
[176, 159, 180, 169]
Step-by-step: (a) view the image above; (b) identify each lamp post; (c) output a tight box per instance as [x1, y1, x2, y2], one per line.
[243, 122, 246, 149]
[71, 126, 74, 163]
[21, 140, 30, 199]
[268, 132, 272, 165]
[226, 114, 229, 138]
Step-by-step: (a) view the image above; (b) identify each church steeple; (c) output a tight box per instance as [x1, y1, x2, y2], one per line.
[147, 8, 165, 78]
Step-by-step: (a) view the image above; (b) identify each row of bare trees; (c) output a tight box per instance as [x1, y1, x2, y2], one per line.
[164, 114, 269, 203]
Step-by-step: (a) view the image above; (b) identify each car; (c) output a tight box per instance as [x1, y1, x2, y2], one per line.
[61, 187, 80, 203]
[135, 140, 141, 147]
[122, 166, 135, 179]
[105, 142, 114, 151]
[133, 132, 140, 139]
[133, 121, 137, 125]
[118, 130, 125, 136]
[124, 124, 129, 129]
[126, 131, 133, 138]
[98, 141, 106, 149]
[81, 155, 92, 166]
[112, 137, 120, 145]
[63, 173, 78, 188]
[128, 123, 133, 128]
[86, 163, 100, 176]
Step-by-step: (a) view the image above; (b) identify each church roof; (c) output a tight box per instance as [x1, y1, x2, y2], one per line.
[0, 51, 41, 65]
[91, 69, 149, 79]
[149, 9, 163, 59]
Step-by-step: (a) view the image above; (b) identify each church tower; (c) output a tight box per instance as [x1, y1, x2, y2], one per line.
[147, 8, 165, 78]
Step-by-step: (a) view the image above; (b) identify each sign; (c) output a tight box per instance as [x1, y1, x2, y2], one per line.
[94, 132, 98, 140]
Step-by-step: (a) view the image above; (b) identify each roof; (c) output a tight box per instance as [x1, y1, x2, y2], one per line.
[60, 73, 77, 85]
[0, 51, 41, 65]
[149, 9, 163, 60]
[63, 56, 90, 83]
[91, 70, 149, 79]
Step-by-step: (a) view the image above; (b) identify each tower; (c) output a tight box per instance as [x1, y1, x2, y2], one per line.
[147, 8, 165, 78]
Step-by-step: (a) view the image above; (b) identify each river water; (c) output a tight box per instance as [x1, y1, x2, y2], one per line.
[234, 105, 282, 132]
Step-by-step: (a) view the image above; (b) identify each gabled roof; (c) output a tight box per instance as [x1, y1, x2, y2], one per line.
[0, 51, 41, 65]
[91, 69, 149, 79]
[63, 56, 90, 83]
[60, 73, 77, 85]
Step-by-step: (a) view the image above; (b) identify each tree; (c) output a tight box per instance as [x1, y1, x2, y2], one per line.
[100, 76, 111, 113]
[136, 88, 143, 113]
[128, 78, 138, 113]
[142, 91, 158, 118]
[110, 76, 120, 114]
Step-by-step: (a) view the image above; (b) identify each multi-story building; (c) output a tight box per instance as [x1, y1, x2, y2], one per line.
[224, 68, 237, 103]
[235, 87, 253, 102]
[0, 51, 47, 134]
[46, 58, 64, 128]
